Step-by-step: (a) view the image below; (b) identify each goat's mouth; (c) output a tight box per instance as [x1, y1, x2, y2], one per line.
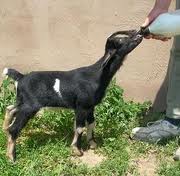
[108, 30, 143, 55]
[102, 30, 143, 68]
[107, 30, 143, 50]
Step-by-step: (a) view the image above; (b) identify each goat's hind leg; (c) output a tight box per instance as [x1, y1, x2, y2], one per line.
[2, 105, 17, 161]
[3, 105, 18, 161]
[3, 105, 17, 131]
[6, 106, 39, 162]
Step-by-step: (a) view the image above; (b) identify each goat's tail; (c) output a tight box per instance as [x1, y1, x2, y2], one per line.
[2, 68, 24, 81]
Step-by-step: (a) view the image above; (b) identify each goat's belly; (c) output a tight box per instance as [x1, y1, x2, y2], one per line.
[37, 95, 75, 109]
[40, 98, 67, 108]
[40, 107, 70, 112]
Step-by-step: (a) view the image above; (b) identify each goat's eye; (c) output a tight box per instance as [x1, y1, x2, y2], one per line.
[119, 38, 122, 42]
[117, 38, 122, 42]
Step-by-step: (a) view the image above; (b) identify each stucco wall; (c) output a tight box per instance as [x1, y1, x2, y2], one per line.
[0, 0, 175, 111]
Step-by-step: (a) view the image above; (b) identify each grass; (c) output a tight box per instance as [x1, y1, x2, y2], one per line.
[0, 78, 180, 176]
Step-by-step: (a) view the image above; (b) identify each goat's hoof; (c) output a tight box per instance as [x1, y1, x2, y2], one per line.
[6, 152, 16, 163]
[71, 146, 83, 156]
[89, 140, 97, 149]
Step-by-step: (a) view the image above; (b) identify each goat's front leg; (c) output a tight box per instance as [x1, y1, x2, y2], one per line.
[86, 110, 97, 149]
[71, 109, 86, 156]
[87, 122, 97, 149]
[71, 122, 84, 156]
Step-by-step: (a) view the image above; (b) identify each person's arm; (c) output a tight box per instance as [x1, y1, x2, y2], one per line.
[143, 0, 172, 41]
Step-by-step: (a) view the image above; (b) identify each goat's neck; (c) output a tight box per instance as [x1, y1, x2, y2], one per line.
[98, 52, 126, 85]
[93, 52, 126, 102]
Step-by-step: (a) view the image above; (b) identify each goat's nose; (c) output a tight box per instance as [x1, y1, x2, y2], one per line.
[135, 34, 143, 41]
[136, 34, 142, 38]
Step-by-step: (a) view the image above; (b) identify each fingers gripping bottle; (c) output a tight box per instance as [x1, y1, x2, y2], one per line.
[142, 10, 180, 37]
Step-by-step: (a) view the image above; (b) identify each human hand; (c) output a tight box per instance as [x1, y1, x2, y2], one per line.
[142, 0, 171, 41]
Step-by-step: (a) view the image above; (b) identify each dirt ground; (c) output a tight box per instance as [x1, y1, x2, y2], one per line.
[71, 150, 105, 168]
[72, 150, 158, 176]
[132, 153, 158, 176]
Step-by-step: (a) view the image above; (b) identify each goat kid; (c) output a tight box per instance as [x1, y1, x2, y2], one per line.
[2, 30, 143, 162]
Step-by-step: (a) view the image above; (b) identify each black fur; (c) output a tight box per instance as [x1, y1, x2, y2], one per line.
[5, 69, 24, 81]
[3, 30, 143, 161]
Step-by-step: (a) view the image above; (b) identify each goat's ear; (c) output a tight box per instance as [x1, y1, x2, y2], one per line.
[101, 50, 116, 69]
[105, 38, 114, 52]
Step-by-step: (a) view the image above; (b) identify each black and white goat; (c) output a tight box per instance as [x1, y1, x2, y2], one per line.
[2, 30, 143, 162]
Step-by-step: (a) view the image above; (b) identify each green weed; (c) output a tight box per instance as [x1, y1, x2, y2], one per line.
[0, 78, 179, 176]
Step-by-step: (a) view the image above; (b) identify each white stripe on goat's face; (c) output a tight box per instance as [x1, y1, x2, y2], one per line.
[53, 79, 62, 97]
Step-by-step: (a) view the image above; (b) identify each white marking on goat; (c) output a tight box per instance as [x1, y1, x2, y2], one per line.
[3, 107, 17, 131]
[2, 68, 8, 77]
[3, 68, 8, 75]
[8, 117, 16, 128]
[53, 79, 62, 97]
[71, 132, 78, 146]
[77, 127, 84, 134]
[71, 127, 85, 145]
[7, 105, 15, 111]
[15, 81, 18, 92]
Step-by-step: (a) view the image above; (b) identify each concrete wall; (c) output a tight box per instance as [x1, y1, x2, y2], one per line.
[0, 0, 175, 111]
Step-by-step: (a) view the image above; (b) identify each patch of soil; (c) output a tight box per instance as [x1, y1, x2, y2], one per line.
[71, 150, 105, 168]
[130, 153, 158, 176]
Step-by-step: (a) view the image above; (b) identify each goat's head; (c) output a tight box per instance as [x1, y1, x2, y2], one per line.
[102, 30, 143, 68]
[105, 30, 143, 55]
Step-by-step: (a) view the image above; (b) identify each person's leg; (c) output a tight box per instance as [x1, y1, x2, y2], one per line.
[172, 0, 180, 161]
[131, 0, 180, 144]
[166, 28, 180, 118]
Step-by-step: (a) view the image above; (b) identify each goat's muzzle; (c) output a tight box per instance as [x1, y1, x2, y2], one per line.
[105, 30, 143, 56]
